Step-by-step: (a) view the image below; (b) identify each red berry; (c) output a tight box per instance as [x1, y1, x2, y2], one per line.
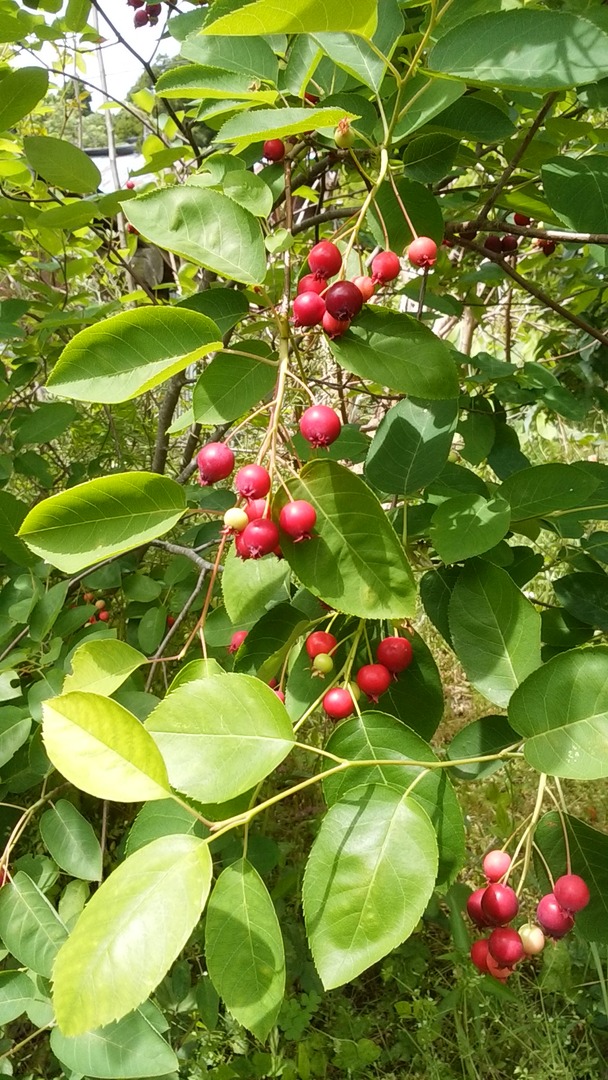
[481, 883, 519, 926]
[483, 850, 511, 882]
[228, 630, 248, 654]
[197, 442, 235, 485]
[322, 311, 350, 338]
[324, 280, 363, 321]
[323, 687, 355, 720]
[486, 953, 512, 982]
[134, 8, 148, 25]
[553, 874, 590, 914]
[98, 610, 110, 622]
[536, 893, 574, 939]
[240, 519, 280, 559]
[352, 275, 375, 300]
[306, 631, 338, 659]
[234, 463, 270, 500]
[371, 250, 401, 284]
[299, 404, 341, 448]
[235, 531, 251, 560]
[244, 498, 268, 522]
[126, 179, 135, 190]
[127, 223, 139, 235]
[127, 0, 144, 6]
[279, 499, 317, 541]
[273, 688, 286, 703]
[297, 274, 325, 295]
[488, 927, 524, 967]
[539, 239, 556, 257]
[376, 636, 413, 673]
[470, 939, 490, 974]
[483, 234, 503, 254]
[514, 213, 531, 226]
[467, 887, 489, 929]
[263, 139, 286, 162]
[501, 234, 518, 253]
[147, 2, 161, 13]
[293, 292, 326, 327]
[304, 91, 319, 104]
[407, 236, 437, 268]
[167, 615, 176, 627]
[308, 240, 342, 280]
[356, 663, 391, 702]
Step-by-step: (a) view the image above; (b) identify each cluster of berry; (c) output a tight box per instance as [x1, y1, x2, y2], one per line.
[467, 850, 590, 981]
[127, 0, 162, 28]
[453, 214, 557, 258]
[83, 593, 110, 626]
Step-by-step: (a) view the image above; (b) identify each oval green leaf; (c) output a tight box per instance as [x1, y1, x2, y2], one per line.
[63, 640, 147, 698]
[51, 1008, 178, 1079]
[499, 463, 599, 522]
[39, 800, 102, 881]
[192, 347, 277, 425]
[203, 0, 377, 35]
[23, 135, 101, 194]
[430, 494, 511, 563]
[365, 398, 458, 496]
[0, 872, 67, 978]
[0, 67, 48, 130]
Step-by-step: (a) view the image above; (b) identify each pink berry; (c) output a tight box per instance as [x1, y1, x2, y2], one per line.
[467, 887, 489, 929]
[356, 663, 391, 702]
[376, 636, 412, 674]
[306, 631, 337, 659]
[483, 850, 512, 882]
[126, 179, 135, 190]
[263, 139, 285, 162]
[197, 442, 235, 485]
[481, 883, 519, 926]
[234, 464, 270, 500]
[322, 311, 350, 338]
[273, 687, 285, 702]
[324, 280, 363, 321]
[371, 250, 400, 284]
[486, 953, 512, 982]
[244, 498, 268, 522]
[299, 404, 341, 448]
[514, 213, 531, 226]
[98, 610, 110, 622]
[536, 893, 574, 939]
[279, 499, 317, 541]
[297, 274, 326, 295]
[470, 938, 490, 974]
[407, 236, 437, 268]
[553, 874, 590, 914]
[308, 240, 342, 280]
[488, 927, 524, 968]
[239, 519, 280, 559]
[352, 275, 375, 300]
[228, 630, 248, 654]
[293, 292, 326, 327]
[323, 687, 355, 720]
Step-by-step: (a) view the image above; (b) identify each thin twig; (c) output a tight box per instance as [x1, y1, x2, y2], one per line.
[477, 92, 559, 223]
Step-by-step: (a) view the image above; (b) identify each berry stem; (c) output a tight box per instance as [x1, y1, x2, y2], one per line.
[512, 773, 547, 897]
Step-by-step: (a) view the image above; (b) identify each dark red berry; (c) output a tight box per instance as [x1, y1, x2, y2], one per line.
[467, 887, 489, 928]
[539, 239, 556, 257]
[501, 234, 518, 253]
[308, 240, 342, 279]
[323, 687, 355, 720]
[483, 234, 503, 254]
[244, 498, 267, 522]
[279, 499, 317, 541]
[371, 250, 400, 284]
[352, 275, 375, 300]
[536, 893, 574, 938]
[134, 8, 148, 25]
[146, 2, 161, 13]
[407, 236, 437, 268]
[299, 404, 341, 448]
[167, 615, 176, 627]
[376, 636, 413, 673]
[356, 663, 391, 702]
[235, 464, 271, 500]
[322, 311, 350, 338]
[228, 630, 248, 653]
[553, 874, 590, 914]
[488, 927, 524, 968]
[458, 228, 477, 241]
[324, 280, 363, 321]
[481, 883, 519, 926]
[263, 139, 285, 162]
[298, 274, 325, 295]
[240, 519, 280, 559]
[514, 213, 531, 226]
[197, 442, 235, 485]
[483, 850, 511, 882]
[470, 939, 490, 974]
[293, 292, 326, 327]
[127, 0, 145, 6]
[306, 631, 337, 659]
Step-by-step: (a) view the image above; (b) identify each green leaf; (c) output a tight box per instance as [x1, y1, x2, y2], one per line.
[542, 155, 608, 234]
[509, 646, 608, 779]
[0, 490, 34, 566]
[449, 561, 542, 707]
[63, 640, 147, 697]
[553, 573, 608, 631]
[420, 567, 459, 646]
[221, 546, 290, 626]
[302, 785, 437, 989]
[216, 107, 358, 151]
[535, 812, 608, 945]
[234, 603, 308, 682]
[369, 178, 444, 250]
[0, 872, 67, 978]
[123, 187, 267, 286]
[0, 707, 31, 768]
[274, 459, 416, 619]
[126, 799, 207, 856]
[50, 1008, 178, 1079]
[313, 33, 388, 93]
[145, 673, 295, 803]
[392, 74, 465, 141]
[39, 800, 102, 881]
[23, 136, 101, 194]
[177, 287, 248, 336]
[47, 308, 222, 404]
[499, 464, 599, 522]
[53, 835, 212, 1036]
[0, 970, 36, 1025]
[203, 0, 378, 36]
[430, 494, 511, 563]
[64, 0, 91, 31]
[365, 398, 458, 496]
[0, 67, 48, 130]
[42, 692, 170, 802]
[181, 33, 279, 82]
[156, 65, 277, 102]
[446, 715, 519, 781]
[205, 858, 285, 1040]
[402, 133, 459, 184]
[193, 347, 276, 425]
[18, 472, 186, 573]
[29, 581, 69, 642]
[428, 11, 608, 90]
[430, 95, 515, 142]
[329, 309, 459, 400]
[14, 402, 79, 448]
[368, 632, 443, 742]
[324, 714, 464, 885]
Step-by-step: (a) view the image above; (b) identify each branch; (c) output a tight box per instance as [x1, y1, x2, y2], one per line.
[151, 372, 187, 474]
[150, 540, 217, 572]
[144, 564, 208, 690]
[447, 219, 608, 246]
[477, 92, 559, 223]
[291, 206, 359, 236]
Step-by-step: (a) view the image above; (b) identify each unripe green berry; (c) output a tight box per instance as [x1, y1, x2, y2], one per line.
[313, 652, 334, 674]
[334, 118, 355, 149]
[347, 681, 361, 702]
[224, 507, 249, 532]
